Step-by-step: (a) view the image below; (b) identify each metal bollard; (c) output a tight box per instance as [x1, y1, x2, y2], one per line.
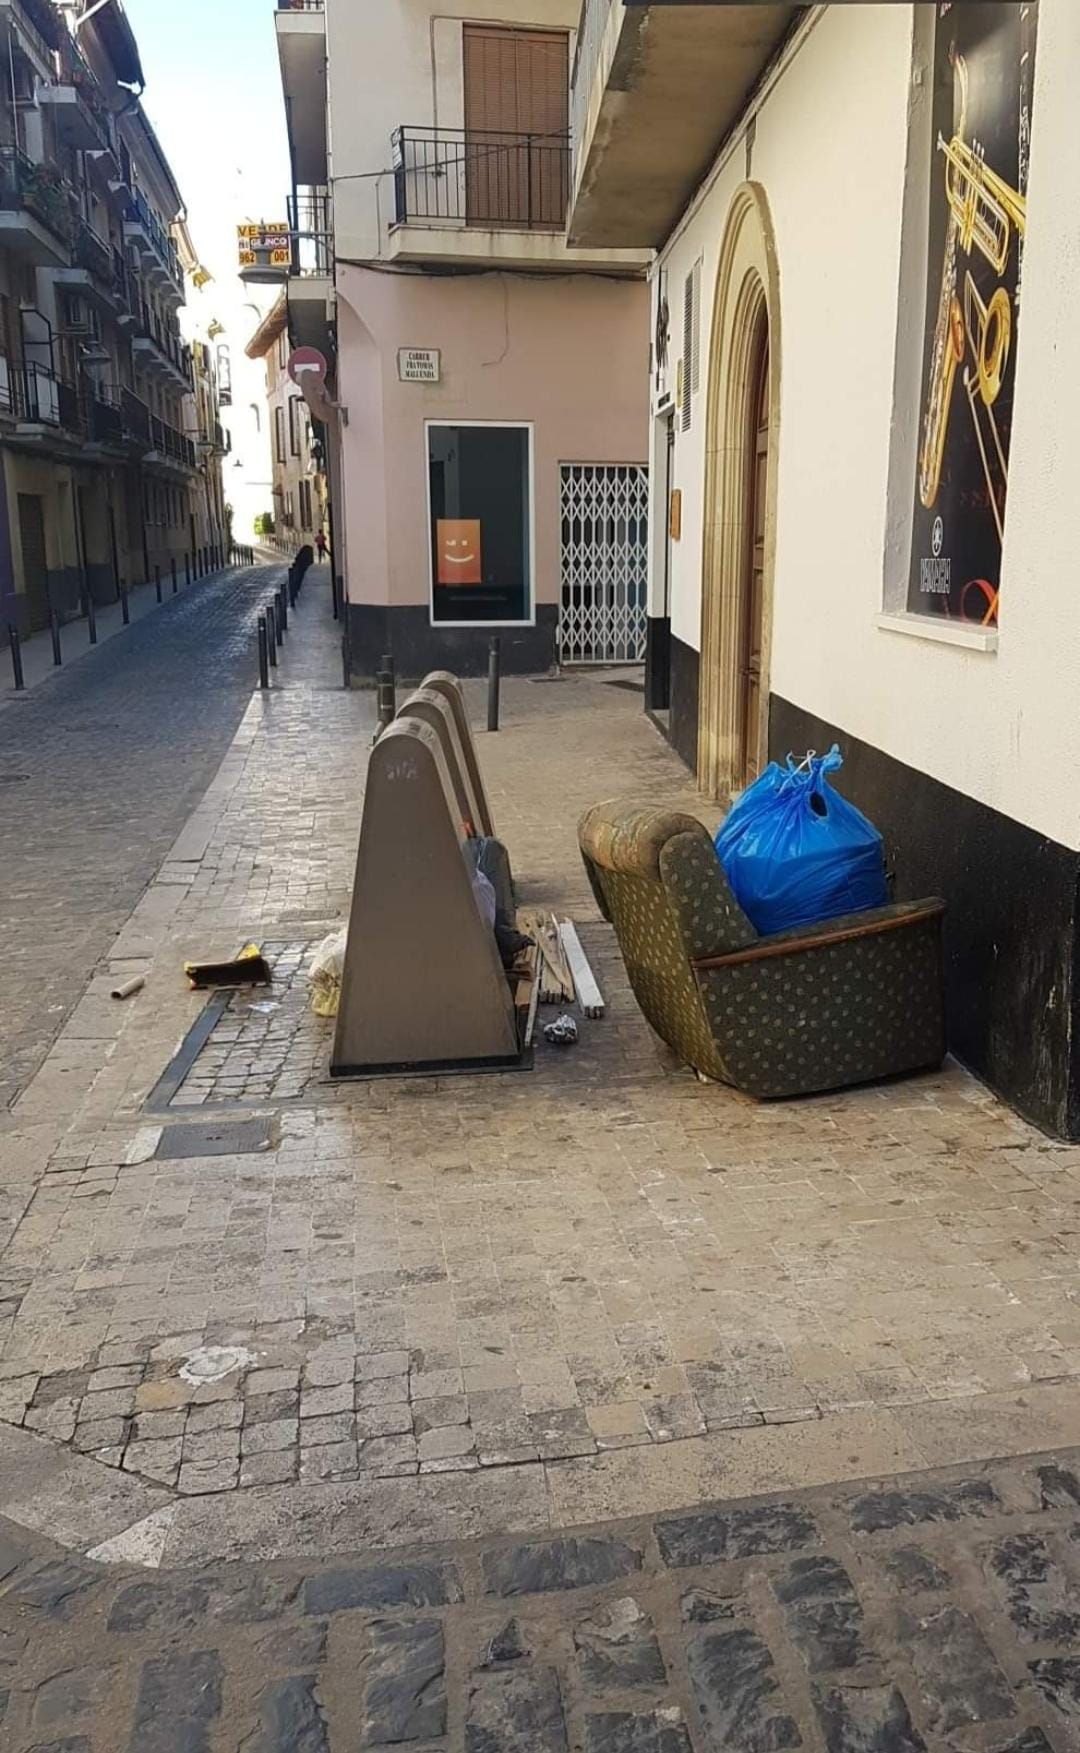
[272, 595, 283, 647]
[375, 666, 396, 737]
[120, 579, 129, 625]
[169, 558, 176, 595]
[155, 565, 162, 604]
[278, 581, 288, 633]
[48, 604, 61, 667]
[331, 571, 339, 621]
[257, 614, 270, 689]
[7, 622, 24, 690]
[86, 590, 97, 645]
[266, 600, 278, 664]
[487, 635, 501, 732]
[185, 553, 191, 587]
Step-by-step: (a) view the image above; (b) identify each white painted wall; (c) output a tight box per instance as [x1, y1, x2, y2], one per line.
[326, 0, 580, 262]
[655, 0, 1080, 853]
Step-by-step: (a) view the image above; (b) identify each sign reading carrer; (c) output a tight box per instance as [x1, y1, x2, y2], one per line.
[398, 348, 441, 384]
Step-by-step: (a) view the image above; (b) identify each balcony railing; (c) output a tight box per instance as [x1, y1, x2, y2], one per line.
[287, 186, 333, 275]
[121, 385, 151, 446]
[571, 0, 614, 181]
[276, 1, 324, 9]
[74, 219, 112, 283]
[135, 301, 193, 382]
[11, 361, 61, 425]
[0, 147, 77, 247]
[149, 412, 196, 470]
[83, 378, 123, 446]
[126, 189, 182, 286]
[392, 126, 570, 231]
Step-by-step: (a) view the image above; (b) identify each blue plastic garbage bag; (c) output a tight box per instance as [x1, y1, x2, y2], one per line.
[714, 745, 887, 936]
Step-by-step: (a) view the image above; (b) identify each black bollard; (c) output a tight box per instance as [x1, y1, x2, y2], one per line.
[155, 565, 162, 604]
[47, 595, 61, 667]
[185, 553, 191, 587]
[120, 579, 129, 625]
[86, 590, 97, 645]
[331, 572, 339, 621]
[375, 667, 396, 737]
[272, 595, 283, 647]
[278, 581, 288, 633]
[487, 635, 500, 732]
[171, 557, 177, 595]
[8, 622, 24, 690]
[266, 600, 278, 664]
[258, 614, 270, 689]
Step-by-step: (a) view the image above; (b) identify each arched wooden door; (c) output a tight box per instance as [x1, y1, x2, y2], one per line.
[740, 322, 770, 786]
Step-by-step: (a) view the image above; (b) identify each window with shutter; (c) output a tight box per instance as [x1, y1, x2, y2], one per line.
[462, 25, 569, 228]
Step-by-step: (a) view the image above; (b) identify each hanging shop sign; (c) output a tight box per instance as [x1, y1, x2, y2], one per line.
[398, 347, 441, 384]
[237, 222, 290, 271]
[908, 1, 1038, 628]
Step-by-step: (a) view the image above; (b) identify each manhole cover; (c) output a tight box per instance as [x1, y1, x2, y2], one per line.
[155, 1116, 276, 1158]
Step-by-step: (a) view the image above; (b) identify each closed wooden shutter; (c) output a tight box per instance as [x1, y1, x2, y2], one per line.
[463, 26, 568, 228]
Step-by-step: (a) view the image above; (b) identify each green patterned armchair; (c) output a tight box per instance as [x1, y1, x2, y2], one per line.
[579, 801, 945, 1100]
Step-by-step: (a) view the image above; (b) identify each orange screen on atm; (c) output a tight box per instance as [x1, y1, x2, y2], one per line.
[436, 519, 482, 586]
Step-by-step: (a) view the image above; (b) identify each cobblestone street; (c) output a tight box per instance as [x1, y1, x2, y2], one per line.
[0, 559, 290, 1112]
[3, 577, 1080, 1747]
[4, 1448, 1080, 1749]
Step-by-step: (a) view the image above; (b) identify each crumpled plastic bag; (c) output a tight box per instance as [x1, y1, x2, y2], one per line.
[308, 927, 347, 1017]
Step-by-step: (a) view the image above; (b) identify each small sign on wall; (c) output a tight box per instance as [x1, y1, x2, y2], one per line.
[669, 489, 682, 542]
[398, 348, 441, 384]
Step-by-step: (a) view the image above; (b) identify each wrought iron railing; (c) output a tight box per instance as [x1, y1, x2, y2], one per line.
[287, 186, 333, 274]
[276, 1, 324, 10]
[11, 362, 61, 425]
[82, 378, 123, 445]
[74, 219, 112, 282]
[121, 385, 151, 446]
[126, 189, 182, 285]
[0, 147, 77, 246]
[149, 413, 196, 470]
[392, 126, 570, 230]
[571, 0, 615, 178]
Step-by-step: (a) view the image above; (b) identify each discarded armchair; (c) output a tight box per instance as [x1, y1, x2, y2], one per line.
[579, 802, 946, 1100]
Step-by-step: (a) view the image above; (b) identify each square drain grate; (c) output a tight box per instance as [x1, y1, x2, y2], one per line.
[155, 1116, 276, 1158]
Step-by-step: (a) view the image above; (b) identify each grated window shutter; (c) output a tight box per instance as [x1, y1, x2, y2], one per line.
[682, 264, 700, 433]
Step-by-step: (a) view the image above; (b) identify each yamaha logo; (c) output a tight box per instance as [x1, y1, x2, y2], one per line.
[931, 516, 943, 558]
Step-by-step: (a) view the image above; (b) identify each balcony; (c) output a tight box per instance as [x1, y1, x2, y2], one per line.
[0, 0, 64, 79]
[121, 385, 151, 448]
[389, 126, 649, 274]
[0, 147, 76, 266]
[133, 303, 194, 391]
[569, 0, 797, 248]
[124, 189, 183, 296]
[81, 379, 125, 451]
[52, 219, 117, 311]
[38, 69, 112, 153]
[275, 0, 326, 185]
[286, 185, 334, 352]
[147, 411, 197, 474]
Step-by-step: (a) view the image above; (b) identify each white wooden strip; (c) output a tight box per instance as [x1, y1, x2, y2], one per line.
[559, 921, 605, 1019]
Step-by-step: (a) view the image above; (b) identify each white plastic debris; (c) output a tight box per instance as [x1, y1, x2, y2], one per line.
[308, 927, 348, 1017]
[179, 1344, 255, 1385]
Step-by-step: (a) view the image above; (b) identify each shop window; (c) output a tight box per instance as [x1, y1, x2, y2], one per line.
[427, 423, 532, 625]
[886, 3, 1038, 632]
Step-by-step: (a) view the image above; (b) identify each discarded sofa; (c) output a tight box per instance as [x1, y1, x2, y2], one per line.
[579, 801, 946, 1100]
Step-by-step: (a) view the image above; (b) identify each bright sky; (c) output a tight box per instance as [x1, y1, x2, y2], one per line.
[123, 0, 291, 322]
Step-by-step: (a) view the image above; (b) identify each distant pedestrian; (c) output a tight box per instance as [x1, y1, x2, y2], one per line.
[315, 530, 328, 564]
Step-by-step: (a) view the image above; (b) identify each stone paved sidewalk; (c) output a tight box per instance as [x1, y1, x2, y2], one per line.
[4, 1445, 1080, 1750]
[3, 603, 1080, 1535]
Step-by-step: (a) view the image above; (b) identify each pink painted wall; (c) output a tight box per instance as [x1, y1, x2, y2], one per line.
[336, 266, 649, 611]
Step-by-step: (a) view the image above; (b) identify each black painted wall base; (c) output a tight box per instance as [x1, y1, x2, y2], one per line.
[644, 615, 671, 711]
[770, 694, 1080, 1140]
[668, 635, 700, 774]
[345, 603, 557, 684]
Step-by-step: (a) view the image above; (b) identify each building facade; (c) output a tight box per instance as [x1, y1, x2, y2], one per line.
[569, 0, 1080, 1137]
[268, 0, 650, 680]
[175, 220, 230, 558]
[0, 0, 223, 639]
[245, 290, 327, 551]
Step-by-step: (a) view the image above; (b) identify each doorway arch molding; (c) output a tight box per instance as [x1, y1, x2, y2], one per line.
[698, 180, 781, 799]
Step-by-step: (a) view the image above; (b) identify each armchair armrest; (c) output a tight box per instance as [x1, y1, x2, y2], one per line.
[690, 898, 945, 971]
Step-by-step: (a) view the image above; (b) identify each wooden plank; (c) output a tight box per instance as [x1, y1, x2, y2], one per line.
[559, 920, 604, 1019]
